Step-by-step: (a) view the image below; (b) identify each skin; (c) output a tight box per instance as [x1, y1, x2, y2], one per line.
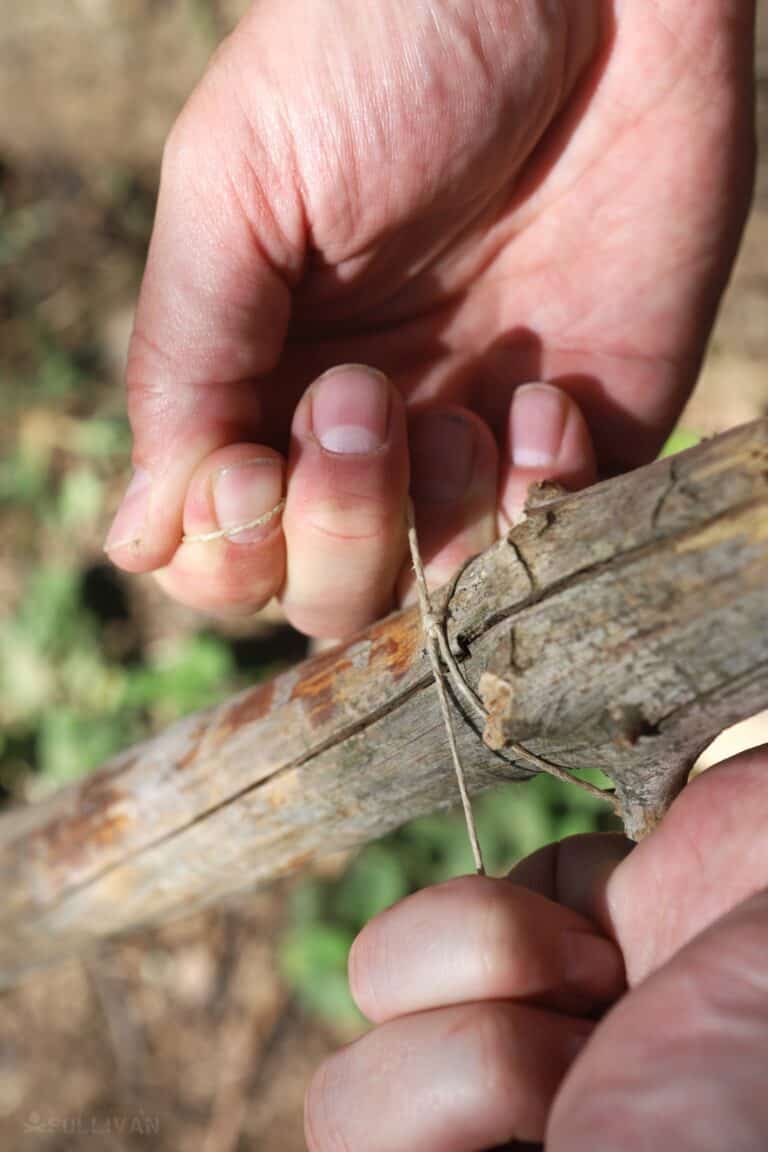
[307, 750, 768, 1151]
[104, 0, 760, 1144]
[105, 0, 755, 635]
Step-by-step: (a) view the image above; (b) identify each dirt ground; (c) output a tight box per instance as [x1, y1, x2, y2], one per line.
[0, 5, 766, 1151]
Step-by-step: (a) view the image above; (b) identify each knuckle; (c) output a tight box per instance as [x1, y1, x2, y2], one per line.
[203, 576, 275, 614]
[302, 492, 401, 547]
[124, 353, 174, 428]
[154, 554, 278, 617]
[471, 1004, 523, 1115]
[476, 884, 542, 997]
[161, 41, 231, 182]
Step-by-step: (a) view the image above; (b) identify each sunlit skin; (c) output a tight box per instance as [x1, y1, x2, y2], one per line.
[104, 1, 760, 1146]
[306, 752, 768, 1151]
[106, 0, 754, 632]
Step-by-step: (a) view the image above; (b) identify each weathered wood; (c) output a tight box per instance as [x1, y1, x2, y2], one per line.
[1, 420, 767, 983]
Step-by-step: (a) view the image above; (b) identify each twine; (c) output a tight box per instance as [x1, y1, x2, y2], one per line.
[407, 509, 619, 877]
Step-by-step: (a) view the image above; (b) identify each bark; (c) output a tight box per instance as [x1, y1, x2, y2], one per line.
[0, 419, 767, 984]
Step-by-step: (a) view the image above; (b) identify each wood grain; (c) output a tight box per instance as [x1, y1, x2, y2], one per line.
[0, 419, 766, 984]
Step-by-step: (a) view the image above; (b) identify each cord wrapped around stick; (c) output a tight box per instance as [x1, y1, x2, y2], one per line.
[406, 503, 619, 875]
[406, 503, 486, 875]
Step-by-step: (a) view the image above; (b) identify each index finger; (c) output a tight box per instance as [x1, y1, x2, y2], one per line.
[348, 874, 625, 1023]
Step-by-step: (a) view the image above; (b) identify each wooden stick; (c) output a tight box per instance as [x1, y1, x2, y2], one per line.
[0, 419, 767, 984]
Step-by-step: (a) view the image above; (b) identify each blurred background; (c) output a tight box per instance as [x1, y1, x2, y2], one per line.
[0, 4, 766, 1149]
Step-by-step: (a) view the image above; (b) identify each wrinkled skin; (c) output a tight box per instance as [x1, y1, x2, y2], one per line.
[107, 1, 761, 1146]
[307, 751, 768, 1151]
[107, 0, 755, 636]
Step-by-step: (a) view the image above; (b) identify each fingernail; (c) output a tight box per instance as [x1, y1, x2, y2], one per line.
[410, 411, 475, 503]
[564, 931, 625, 999]
[104, 467, 151, 553]
[511, 383, 569, 467]
[211, 458, 284, 544]
[312, 365, 390, 454]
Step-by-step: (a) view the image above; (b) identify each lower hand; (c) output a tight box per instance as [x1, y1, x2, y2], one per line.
[306, 747, 768, 1150]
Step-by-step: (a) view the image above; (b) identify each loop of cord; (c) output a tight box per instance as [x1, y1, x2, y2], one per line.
[406, 507, 486, 876]
[183, 498, 286, 544]
[407, 519, 620, 853]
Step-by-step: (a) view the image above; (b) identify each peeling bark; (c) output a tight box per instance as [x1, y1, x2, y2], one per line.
[0, 419, 767, 983]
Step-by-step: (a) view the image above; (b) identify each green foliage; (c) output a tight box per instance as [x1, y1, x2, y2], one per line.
[661, 428, 701, 457]
[28, 340, 84, 402]
[1, 382, 695, 1025]
[0, 447, 49, 505]
[0, 566, 243, 792]
[72, 416, 132, 460]
[57, 466, 104, 529]
[0, 199, 54, 269]
[122, 634, 237, 726]
[281, 923, 359, 1025]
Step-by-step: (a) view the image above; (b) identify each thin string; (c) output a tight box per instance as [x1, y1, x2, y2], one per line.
[411, 533, 619, 816]
[407, 505, 486, 876]
[433, 622, 615, 806]
[183, 499, 286, 544]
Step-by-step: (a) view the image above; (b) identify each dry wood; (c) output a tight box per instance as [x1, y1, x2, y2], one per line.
[1, 419, 767, 984]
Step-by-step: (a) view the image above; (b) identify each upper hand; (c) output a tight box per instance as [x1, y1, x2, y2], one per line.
[105, 0, 755, 636]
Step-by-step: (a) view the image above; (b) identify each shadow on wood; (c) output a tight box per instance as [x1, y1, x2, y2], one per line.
[0, 419, 766, 984]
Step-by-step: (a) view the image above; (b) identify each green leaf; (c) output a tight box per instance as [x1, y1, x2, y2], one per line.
[37, 708, 135, 785]
[333, 845, 409, 927]
[122, 633, 236, 719]
[0, 448, 49, 506]
[280, 923, 359, 1023]
[58, 467, 104, 528]
[661, 429, 701, 458]
[13, 567, 91, 655]
[290, 880, 329, 928]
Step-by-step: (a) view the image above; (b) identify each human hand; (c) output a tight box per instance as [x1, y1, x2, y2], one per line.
[105, 0, 756, 635]
[306, 748, 768, 1150]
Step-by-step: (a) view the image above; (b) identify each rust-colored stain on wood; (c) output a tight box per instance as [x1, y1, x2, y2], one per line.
[34, 781, 132, 879]
[370, 609, 422, 682]
[290, 650, 353, 728]
[1, 420, 766, 978]
[218, 679, 276, 735]
[174, 719, 209, 771]
[289, 611, 423, 729]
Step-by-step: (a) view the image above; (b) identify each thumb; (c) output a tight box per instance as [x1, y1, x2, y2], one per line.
[603, 747, 768, 987]
[105, 47, 305, 570]
[548, 887, 768, 1152]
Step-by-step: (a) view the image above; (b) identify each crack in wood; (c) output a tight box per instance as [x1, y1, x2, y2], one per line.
[508, 539, 538, 596]
[650, 456, 679, 532]
[461, 493, 768, 648]
[10, 491, 766, 923]
[1, 420, 766, 974]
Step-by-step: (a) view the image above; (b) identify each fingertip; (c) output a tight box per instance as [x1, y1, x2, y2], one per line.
[104, 453, 198, 574]
[509, 834, 634, 923]
[148, 443, 287, 616]
[182, 444, 285, 544]
[500, 383, 597, 526]
[103, 466, 158, 570]
[397, 405, 498, 601]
